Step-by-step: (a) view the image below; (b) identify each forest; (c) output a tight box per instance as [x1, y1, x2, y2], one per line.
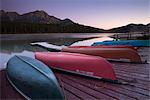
[1, 21, 103, 34]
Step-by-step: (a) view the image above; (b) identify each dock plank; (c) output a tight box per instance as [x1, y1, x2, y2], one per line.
[60, 73, 149, 100]
[61, 74, 137, 100]
[61, 76, 116, 100]
[62, 81, 98, 100]
[64, 89, 82, 100]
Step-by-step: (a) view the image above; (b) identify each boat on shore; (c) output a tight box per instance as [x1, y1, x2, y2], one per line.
[6, 55, 64, 100]
[68, 45, 137, 51]
[31, 42, 141, 62]
[62, 47, 142, 63]
[92, 40, 150, 47]
[31, 42, 137, 51]
[35, 52, 117, 80]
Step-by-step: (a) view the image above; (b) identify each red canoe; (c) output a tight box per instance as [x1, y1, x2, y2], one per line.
[62, 47, 142, 63]
[68, 45, 137, 51]
[35, 52, 117, 80]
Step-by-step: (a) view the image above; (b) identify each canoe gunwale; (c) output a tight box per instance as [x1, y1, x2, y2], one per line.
[107, 59, 147, 64]
[51, 66, 129, 85]
[6, 72, 30, 100]
[51, 66, 121, 83]
[52, 66, 102, 80]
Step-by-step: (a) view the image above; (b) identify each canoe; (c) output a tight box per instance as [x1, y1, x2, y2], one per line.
[62, 47, 142, 63]
[30, 42, 65, 52]
[6, 55, 64, 100]
[30, 42, 137, 51]
[35, 52, 117, 80]
[92, 40, 150, 47]
[31, 42, 141, 62]
[69, 45, 137, 51]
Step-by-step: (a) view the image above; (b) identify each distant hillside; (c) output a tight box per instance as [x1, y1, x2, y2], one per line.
[0, 10, 104, 33]
[0, 10, 149, 33]
[0, 10, 73, 24]
[107, 23, 150, 33]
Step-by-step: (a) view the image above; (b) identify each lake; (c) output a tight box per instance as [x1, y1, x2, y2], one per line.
[0, 33, 115, 70]
[0, 33, 115, 41]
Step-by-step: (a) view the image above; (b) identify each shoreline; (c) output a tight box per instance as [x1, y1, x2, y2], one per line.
[0, 33, 115, 41]
[1, 32, 149, 41]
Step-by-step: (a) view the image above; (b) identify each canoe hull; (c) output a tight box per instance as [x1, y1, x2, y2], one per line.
[6, 55, 64, 100]
[62, 47, 142, 63]
[69, 45, 137, 51]
[35, 52, 117, 80]
[92, 40, 150, 47]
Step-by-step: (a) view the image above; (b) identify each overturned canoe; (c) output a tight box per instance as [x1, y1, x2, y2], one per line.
[6, 55, 64, 100]
[62, 47, 142, 63]
[69, 45, 137, 51]
[31, 42, 141, 62]
[30, 42, 65, 51]
[30, 42, 137, 51]
[35, 52, 117, 80]
[92, 40, 150, 47]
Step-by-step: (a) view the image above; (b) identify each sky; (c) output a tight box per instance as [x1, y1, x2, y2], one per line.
[1, 0, 149, 29]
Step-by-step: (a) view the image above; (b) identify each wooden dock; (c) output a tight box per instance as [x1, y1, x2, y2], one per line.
[55, 62, 150, 100]
[111, 33, 150, 40]
[1, 62, 150, 100]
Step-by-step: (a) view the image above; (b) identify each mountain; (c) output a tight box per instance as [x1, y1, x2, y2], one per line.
[0, 10, 149, 33]
[0, 10, 75, 24]
[0, 10, 19, 21]
[107, 23, 149, 33]
[1, 10, 105, 33]
[16, 10, 61, 24]
[1, 10, 61, 24]
[60, 18, 74, 25]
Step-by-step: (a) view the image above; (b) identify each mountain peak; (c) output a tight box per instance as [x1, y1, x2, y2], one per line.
[61, 18, 74, 25]
[0, 10, 75, 25]
[63, 18, 72, 21]
[0, 10, 20, 21]
[22, 10, 49, 17]
[12, 10, 61, 24]
[32, 10, 48, 15]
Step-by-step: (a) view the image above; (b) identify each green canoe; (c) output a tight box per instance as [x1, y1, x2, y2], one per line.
[6, 55, 64, 100]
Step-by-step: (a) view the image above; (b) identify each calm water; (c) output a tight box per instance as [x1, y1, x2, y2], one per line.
[1, 33, 115, 41]
[0, 33, 114, 70]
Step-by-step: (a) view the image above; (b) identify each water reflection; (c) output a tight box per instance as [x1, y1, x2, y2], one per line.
[1, 41, 46, 53]
[0, 41, 47, 69]
[71, 37, 113, 46]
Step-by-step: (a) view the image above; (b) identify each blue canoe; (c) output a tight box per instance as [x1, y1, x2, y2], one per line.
[92, 40, 150, 47]
[6, 55, 64, 100]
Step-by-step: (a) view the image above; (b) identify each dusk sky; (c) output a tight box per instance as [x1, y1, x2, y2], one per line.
[1, 0, 149, 29]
